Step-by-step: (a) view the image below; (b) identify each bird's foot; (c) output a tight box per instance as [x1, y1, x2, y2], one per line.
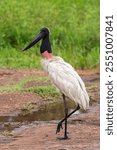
[63, 134, 69, 140]
[56, 122, 63, 134]
[57, 135, 69, 140]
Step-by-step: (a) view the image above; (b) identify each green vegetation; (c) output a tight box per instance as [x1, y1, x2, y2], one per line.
[21, 102, 38, 111]
[0, 77, 60, 98]
[0, 0, 99, 69]
[27, 86, 60, 98]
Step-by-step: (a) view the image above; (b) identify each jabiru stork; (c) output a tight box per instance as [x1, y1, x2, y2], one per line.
[23, 27, 89, 139]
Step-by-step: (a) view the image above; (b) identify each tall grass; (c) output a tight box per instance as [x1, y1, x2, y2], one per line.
[0, 0, 100, 69]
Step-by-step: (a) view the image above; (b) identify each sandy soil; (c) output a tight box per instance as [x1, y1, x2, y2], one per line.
[0, 69, 100, 150]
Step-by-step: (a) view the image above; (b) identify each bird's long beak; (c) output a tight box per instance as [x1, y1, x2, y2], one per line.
[22, 31, 45, 51]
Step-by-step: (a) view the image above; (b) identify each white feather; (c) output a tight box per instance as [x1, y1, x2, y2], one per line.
[41, 56, 89, 110]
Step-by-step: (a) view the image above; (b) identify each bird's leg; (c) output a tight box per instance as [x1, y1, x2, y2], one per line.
[63, 94, 68, 139]
[57, 94, 68, 139]
[56, 104, 80, 135]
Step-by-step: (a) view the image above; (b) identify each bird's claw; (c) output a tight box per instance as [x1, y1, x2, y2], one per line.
[56, 122, 63, 134]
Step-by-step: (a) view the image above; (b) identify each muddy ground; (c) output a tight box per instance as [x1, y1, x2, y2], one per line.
[0, 69, 100, 150]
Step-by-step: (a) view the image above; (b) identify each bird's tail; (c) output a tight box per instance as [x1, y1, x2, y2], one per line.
[80, 91, 89, 110]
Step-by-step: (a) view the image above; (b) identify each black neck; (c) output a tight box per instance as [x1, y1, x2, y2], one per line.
[40, 33, 52, 54]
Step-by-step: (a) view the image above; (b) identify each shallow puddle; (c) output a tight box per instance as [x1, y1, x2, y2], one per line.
[0, 100, 76, 122]
[16, 100, 76, 122]
[0, 100, 76, 133]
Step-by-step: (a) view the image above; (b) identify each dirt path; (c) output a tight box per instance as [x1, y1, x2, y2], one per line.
[0, 69, 100, 150]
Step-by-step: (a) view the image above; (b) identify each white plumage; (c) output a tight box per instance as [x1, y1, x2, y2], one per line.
[41, 56, 89, 111]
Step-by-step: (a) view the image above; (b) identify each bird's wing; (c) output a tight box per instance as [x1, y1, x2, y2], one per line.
[46, 58, 89, 110]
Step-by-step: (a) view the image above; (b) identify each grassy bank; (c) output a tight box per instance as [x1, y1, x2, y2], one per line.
[0, 76, 60, 98]
[0, 0, 100, 69]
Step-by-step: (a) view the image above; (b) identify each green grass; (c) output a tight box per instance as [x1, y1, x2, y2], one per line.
[0, 77, 60, 98]
[0, 0, 100, 69]
[26, 86, 60, 98]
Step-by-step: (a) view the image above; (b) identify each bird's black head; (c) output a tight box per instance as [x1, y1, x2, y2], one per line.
[23, 27, 52, 54]
[40, 27, 50, 36]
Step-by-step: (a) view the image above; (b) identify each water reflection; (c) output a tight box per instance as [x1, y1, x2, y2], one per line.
[0, 100, 76, 123]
